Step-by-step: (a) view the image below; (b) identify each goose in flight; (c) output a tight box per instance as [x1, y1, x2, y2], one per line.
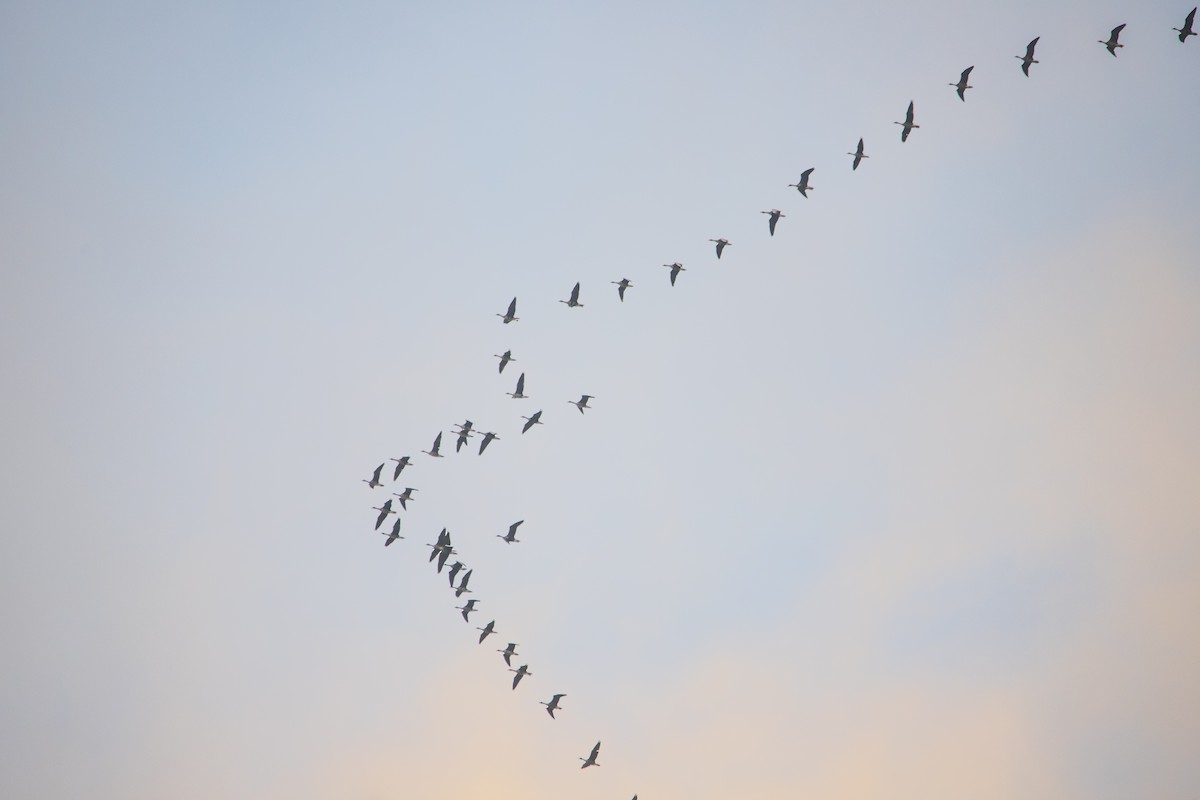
[446, 560, 464, 588]
[388, 456, 411, 480]
[1099, 23, 1125, 55]
[509, 664, 532, 689]
[478, 431, 500, 454]
[788, 168, 815, 197]
[456, 598, 478, 622]
[611, 278, 632, 302]
[454, 569, 473, 598]
[498, 520, 523, 543]
[895, 101, 919, 142]
[477, 620, 496, 643]
[521, 410, 544, 434]
[494, 350, 514, 374]
[569, 395, 593, 414]
[761, 209, 785, 236]
[422, 432, 444, 458]
[453, 420, 474, 452]
[498, 642, 519, 666]
[380, 517, 403, 546]
[362, 463, 385, 489]
[663, 262, 686, 286]
[541, 694, 566, 719]
[427, 529, 455, 569]
[1017, 37, 1040, 76]
[709, 238, 730, 259]
[950, 66, 974, 101]
[497, 297, 519, 324]
[559, 282, 584, 308]
[1175, 7, 1196, 41]
[372, 498, 395, 530]
[848, 138, 868, 170]
[392, 486, 417, 510]
[507, 373, 527, 399]
[580, 741, 601, 769]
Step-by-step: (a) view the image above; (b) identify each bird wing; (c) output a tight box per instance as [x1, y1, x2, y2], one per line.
[1188, 8, 1197, 27]
[905, 101, 914, 124]
[432, 432, 442, 449]
[522, 417, 534, 433]
[1112, 23, 1125, 38]
[506, 298, 517, 317]
[961, 65, 973, 81]
[515, 373, 525, 394]
[371, 463, 383, 482]
[570, 282, 580, 303]
[1026, 37, 1038, 57]
[460, 570, 472, 590]
[591, 742, 601, 759]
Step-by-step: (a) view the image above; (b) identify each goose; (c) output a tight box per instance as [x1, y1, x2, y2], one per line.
[427, 528, 449, 563]
[950, 66, 974, 101]
[1100, 23, 1125, 56]
[388, 456, 411, 480]
[895, 101, 919, 142]
[453, 420, 474, 452]
[456, 598, 478, 622]
[663, 262, 686, 286]
[362, 463, 385, 488]
[848, 137, 868, 170]
[494, 350, 514, 373]
[761, 209, 784, 236]
[559, 282, 583, 308]
[611, 278, 633, 302]
[422, 432, 444, 458]
[476, 620, 496, 643]
[708, 238, 730, 259]
[509, 664, 532, 689]
[478, 431, 500, 454]
[580, 741, 601, 769]
[1176, 7, 1196, 41]
[498, 642, 519, 666]
[569, 395, 593, 414]
[392, 487, 417, 510]
[497, 297, 518, 324]
[454, 569, 473, 598]
[498, 520, 523, 543]
[507, 373, 527, 399]
[1017, 37, 1040, 76]
[521, 410, 544, 434]
[380, 518, 403, 546]
[446, 561, 464, 588]
[787, 168, 815, 197]
[541, 694, 566, 719]
[372, 498, 394, 530]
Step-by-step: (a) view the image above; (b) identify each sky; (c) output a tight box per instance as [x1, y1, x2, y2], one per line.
[1, 1, 1198, 798]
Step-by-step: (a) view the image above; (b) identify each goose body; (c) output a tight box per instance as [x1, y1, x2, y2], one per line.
[580, 741, 601, 768]
[508, 373, 527, 399]
[1017, 37, 1040, 76]
[559, 282, 583, 308]
[521, 410, 544, 434]
[895, 101, 919, 142]
[497, 297, 519, 324]
[478, 431, 500, 454]
[1176, 7, 1196, 41]
[612, 278, 632, 302]
[477, 620, 496, 643]
[663, 262, 686, 286]
[787, 168, 815, 196]
[494, 350, 514, 373]
[510, 664, 532, 689]
[1100, 23, 1125, 56]
[709, 238, 730, 259]
[570, 395, 593, 414]
[950, 66, 974, 101]
[498, 520, 523, 543]
[848, 137, 868, 170]
[362, 463, 385, 488]
[761, 209, 784, 236]
[422, 432, 444, 458]
[541, 693, 566, 719]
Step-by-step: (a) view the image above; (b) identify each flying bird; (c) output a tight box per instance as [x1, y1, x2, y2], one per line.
[454, 569, 473, 598]
[509, 664, 532, 689]
[498, 520, 523, 543]
[569, 395, 593, 414]
[380, 517, 403, 546]
[848, 137, 868, 170]
[1099, 23, 1126, 55]
[559, 282, 583, 308]
[611, 278, 632, 301]
[788, 168, 815, 197]
[521, 410, 543, 434]
[477, 621, 496, 644]
[708, 238, 730, 259]
[580, 741, 601, 769]
[427, 529, 455, 569]
[1017, 37, 1040, 76]
[422, 432, 444, 458]
[895, 101, 919, 142]
[362, 463, 384, 489]
[453, 420, 474, 452]
[507, 373, 527, 399]
[392, 486, 417, 510]
[478, 431, 499, 454]
[388, 456, 411, 481]
[497, 297, 519, 324]
[541, 694, 566, 719]
[494, 350, 514, 373]
[1175, 7, 1196, 41]
[456, 598, 478, 622]
[950, 66, 974, 101]
[446, 560, 464, 588]
[372, 498, 394, 530]
[498, 642, 519, 666]
[761, 209, 784, 236]
[663, 262, 686, 286]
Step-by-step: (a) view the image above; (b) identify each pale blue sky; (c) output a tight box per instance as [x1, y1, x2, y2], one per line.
[1, 1, 1198, 798]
